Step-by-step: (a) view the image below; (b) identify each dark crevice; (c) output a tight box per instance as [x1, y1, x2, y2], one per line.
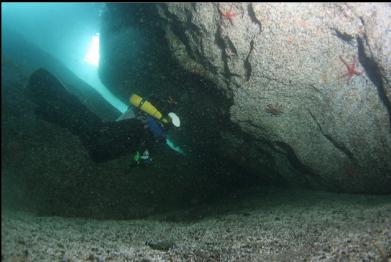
[184, 7, 202, 36]
[273, 140, 332, 192]
[226, 38, 238, 56]
[234, 121, 286, 182]
[215, 25, 241, 81]
[357, 36, 391, 130]
[214, 26, 228, 75]
[273, 141, 319, 179]
[160, 5, 197, 61]
[206, 60, 220, 77]
[308, 110, 355, 161]
[323, 134, 355, 160]
[247, 3, 262, 33]
[237, 120, 324, 188]
[273, 140, 336, 191]
[331, 28, 354, 45]
[191, 2, 197, 12]
[173, 6, 220, 77]
[157, 4, 220, 80]
[244, 40, 254, 82]
[238, 119, 268, 133]
[198, 38, 219, 77]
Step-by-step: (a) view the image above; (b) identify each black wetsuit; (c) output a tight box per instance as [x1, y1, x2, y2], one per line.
[25, 68, 155, 162]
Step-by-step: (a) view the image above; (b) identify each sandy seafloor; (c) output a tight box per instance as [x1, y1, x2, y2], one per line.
[2, 187, 391, 262]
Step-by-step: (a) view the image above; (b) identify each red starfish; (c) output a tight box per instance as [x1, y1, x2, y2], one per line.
[339, 55, 363, 81]
[220, 5, 236, 25]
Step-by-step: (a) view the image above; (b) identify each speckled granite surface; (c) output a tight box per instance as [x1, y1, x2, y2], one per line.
[2, 188, 391, 261]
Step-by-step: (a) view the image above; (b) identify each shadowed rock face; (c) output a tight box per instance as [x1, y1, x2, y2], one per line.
[101, 3, 391, 193]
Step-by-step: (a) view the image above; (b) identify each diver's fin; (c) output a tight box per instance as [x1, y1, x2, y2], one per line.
[25, 68, 102, 134]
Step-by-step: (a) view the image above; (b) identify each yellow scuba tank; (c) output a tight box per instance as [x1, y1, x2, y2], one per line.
[129, 94, 170, 125]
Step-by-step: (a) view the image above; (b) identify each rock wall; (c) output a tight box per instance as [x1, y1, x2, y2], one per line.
[157, 3, 391, 193]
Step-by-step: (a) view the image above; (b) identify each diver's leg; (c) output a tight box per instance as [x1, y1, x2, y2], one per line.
[25, 68, 102, 134]
[26, 68, 154, 162]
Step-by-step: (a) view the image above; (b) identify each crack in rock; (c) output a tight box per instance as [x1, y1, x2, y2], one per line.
[308, 110, 355, 161]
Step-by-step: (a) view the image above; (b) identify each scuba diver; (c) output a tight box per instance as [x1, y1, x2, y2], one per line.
[25, 68, 180, 164]
[125, 93, 180, 166]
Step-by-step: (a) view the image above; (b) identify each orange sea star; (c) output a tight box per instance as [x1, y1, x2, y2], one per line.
[339, 55, 363, 81]
[220, 5, 236, 25]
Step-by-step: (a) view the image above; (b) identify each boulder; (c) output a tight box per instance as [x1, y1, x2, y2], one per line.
[155, 3, 391, 193]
